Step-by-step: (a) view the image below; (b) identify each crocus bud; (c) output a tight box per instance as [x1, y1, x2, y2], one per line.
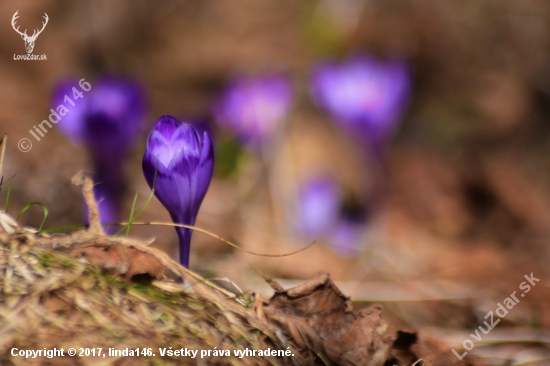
[311, 54, 411, 155]
[52, 76, 147, 231]
[142, 115, 214, 267]
[213, 74, 292, 145]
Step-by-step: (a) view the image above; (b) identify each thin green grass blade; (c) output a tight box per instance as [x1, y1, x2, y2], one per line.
[115, 162, 158, 237]
[41, 224, 88, 233]
[132, 163, 158, 222]
[5, 181, 12, 212]
[16, 202, 49, 232]
[125, 192, 139, 237]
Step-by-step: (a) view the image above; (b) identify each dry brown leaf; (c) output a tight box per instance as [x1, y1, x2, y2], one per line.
[255, 273, 486, 366]
[255, 272, 391, 366]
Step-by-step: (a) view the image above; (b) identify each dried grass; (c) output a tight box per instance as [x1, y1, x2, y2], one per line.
[0, 173, 297, 366]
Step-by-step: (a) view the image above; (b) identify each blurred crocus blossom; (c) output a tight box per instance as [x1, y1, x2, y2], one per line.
[142, 115, 214, 267]
[213, 74, 292, 145]
[311, 54, 411, 153]
[328, 217, 365, 257]
[52, 76, 147, 230]
[295, 174, 367, 256]
[296, 175, 340, 237]
[54, 76, 146, 161]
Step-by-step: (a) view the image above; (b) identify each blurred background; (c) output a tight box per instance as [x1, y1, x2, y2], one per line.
[2, 0, 550, 363]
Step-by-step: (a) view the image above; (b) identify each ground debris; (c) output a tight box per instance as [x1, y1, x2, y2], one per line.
[0, 173, 486, 365]
[0, 215, 295, 366]
[255, 272, 389, 365]
[0, 223, 485, 365]
[254, 272, 485, 366]
[67, 240, 165, 280]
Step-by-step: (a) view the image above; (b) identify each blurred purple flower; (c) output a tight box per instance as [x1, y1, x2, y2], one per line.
[213, 74, 292, 145]
[142, 115, 214, 267]
[311, 54, 411, 153]
[328, 217, 365, 257]
[295, 174, 367, 256]
[54, 76, 146, 160]
[52, 76, 147, 231]
[297, 175, 340, 237]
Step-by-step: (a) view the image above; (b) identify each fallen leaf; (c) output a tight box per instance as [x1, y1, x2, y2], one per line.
[256, 272, 390, 365]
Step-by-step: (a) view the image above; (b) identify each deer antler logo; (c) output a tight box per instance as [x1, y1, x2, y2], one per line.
[11, 11, 49, 54]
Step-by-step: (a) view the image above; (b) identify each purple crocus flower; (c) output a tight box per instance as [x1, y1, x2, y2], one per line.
[311, 54, 411, 155]
[295, 174, 368, 256]
[296, 175, 340, 237]
[213, 74, 292, 145]
[52, 76, 146, 231]
[54, 77, 146, 159]
[142, 115, 214, 267]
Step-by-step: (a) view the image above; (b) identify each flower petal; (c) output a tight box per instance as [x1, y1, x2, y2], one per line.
[197, 131, 215, 193]
[297, 175, 340, 237]
[153, 115, 181, 141]
[167, 148, 195, 179]
[169, 123, 200, 162]
[146, 131, 173, 167]
[53, 76, 147, 161]
[142, 150, 172, 190]
[52, 79, 88, 144]
[213, 74, 292, 144]
[310, 54, 411, 154]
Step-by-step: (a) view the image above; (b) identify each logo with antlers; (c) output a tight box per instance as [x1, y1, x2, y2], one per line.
[11, 11, 49, 54]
